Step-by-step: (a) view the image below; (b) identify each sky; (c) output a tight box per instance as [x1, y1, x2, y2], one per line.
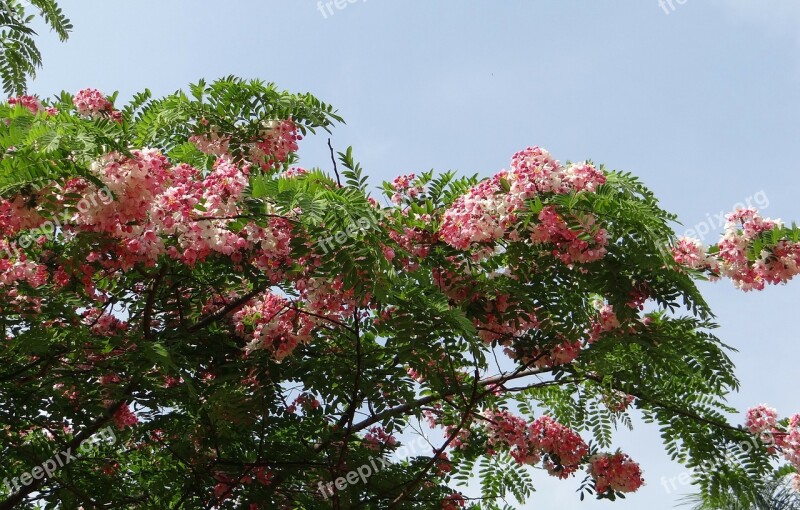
[26, 1, 800, 508]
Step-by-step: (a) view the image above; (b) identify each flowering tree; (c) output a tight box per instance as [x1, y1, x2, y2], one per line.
[0, 78, 798, 509]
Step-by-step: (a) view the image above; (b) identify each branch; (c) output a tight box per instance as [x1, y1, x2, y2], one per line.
[327, 138, 341, 187]
[187, 286, 266, 333]
[387, 369, 481, 508]
[0, 381, 138, 509]
[347, 366, 551, 436]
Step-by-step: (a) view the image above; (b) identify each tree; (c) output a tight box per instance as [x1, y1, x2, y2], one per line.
[0, 78, 798, 509]
[0, 0, 71, 96]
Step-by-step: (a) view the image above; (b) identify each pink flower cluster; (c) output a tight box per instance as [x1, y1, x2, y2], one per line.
[212, 467, 273, 505]
[0, 254, 48, 289]
[587, 453, 644, 494]
[676, 208, 800, 291]
[189, 127, 231, 157]
[441, 493, 466, 509]
[64, 150, 293, 270]
[483, 410, 588, 476]
[390, 173, 424, 204]
[112, 403, 138, 430]
[81, 308, 129, 337]
[249, 119, 301, 172]
[286, 393, 320, 414]
[509, 339, 582, 369]
[475, 297, 539, 345]
[231, 292, 314, 360]
[745, 405, 800, 477]
[589, 303, 621, 343]
[745, 404, 778, 436]
[363, 426, 397, 450]
[439, 147, 608, 264]
[672, 237, 718, 272]
[602, 391, 635, 413]
[530, 206, 608, 265]
[73, 88, 120, 121]
[718, 209, 791, 290]
[8, 95, 44, 114]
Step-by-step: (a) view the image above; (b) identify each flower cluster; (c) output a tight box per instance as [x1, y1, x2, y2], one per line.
[231, 292, 314, 360]
[112, 403, 139, 430]
[441, 493, 466, 509]
[389, 173, 424, 203]
[439, 147, 608, 265]
[602, 391, 635, 413]
[8, 95, 43, 114]
[587, 453, 645, 495]
[745, 404, 778, 436]
[483, 410, 589, 476]
[745, 406, 800, 477]
[675, 208, 800, 291]
[589, 303, 621, 343]
[248, 119, 301, 172]
[189, 126, 231, 157]
[672, 237, 719, 272]
[73, 88, 121, 121]
[363, 426, 397, 450]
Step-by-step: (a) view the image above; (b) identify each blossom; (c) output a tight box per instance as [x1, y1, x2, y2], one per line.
[73, 88, 117, 118]
[8, 95, 44, 114]
[745, 404, 778, 436]
[672, 237, 718, 271]
[587, 453, 644, 494]
[363, 426, 397, 450]
[483, 410, 588, 475]
[441, 493, 466, 509]
[189, 128, 230, 157]
[112, 403, 139, 430]
[589, 303, 621, 343]
[528, 415, 589, 477]
[231, 292, 314, 360]
[248, 119, 301, 171]
[439, 147, 610, 262]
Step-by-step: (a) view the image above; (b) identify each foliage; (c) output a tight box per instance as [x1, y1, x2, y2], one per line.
[0, 78, 797, 509]
[0, 0, 71, 96]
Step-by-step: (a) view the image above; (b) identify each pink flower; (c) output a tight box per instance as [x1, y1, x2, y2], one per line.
[112, 403, 138, 430]
[73, 88, 115, 117]
[745, 404, 779, 435]
[441, 493, 466, 509]
[8, 95, 44, 114]
[588, 453, 644, 494]
[249, 119, 301, 171]
[673, 237, 718, 271]
[363, 426, 397, 450]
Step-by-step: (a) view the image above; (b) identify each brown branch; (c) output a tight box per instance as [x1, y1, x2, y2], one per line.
[327, 138, 341, 187]
[187, 286, 266, 333]
[387, 369, 481, 509]
[143, 265, 168, 341]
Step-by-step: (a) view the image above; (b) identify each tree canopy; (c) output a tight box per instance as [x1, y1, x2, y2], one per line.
[0, 78, 798, 509]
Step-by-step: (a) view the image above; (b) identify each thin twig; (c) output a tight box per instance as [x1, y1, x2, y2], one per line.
[327, 138, 342, 187]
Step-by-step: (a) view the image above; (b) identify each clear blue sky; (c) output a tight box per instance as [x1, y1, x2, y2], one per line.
[28, 1, 800, 508]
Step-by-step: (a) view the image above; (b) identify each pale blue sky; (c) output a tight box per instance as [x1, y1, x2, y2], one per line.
[28, 1, 800, 508]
